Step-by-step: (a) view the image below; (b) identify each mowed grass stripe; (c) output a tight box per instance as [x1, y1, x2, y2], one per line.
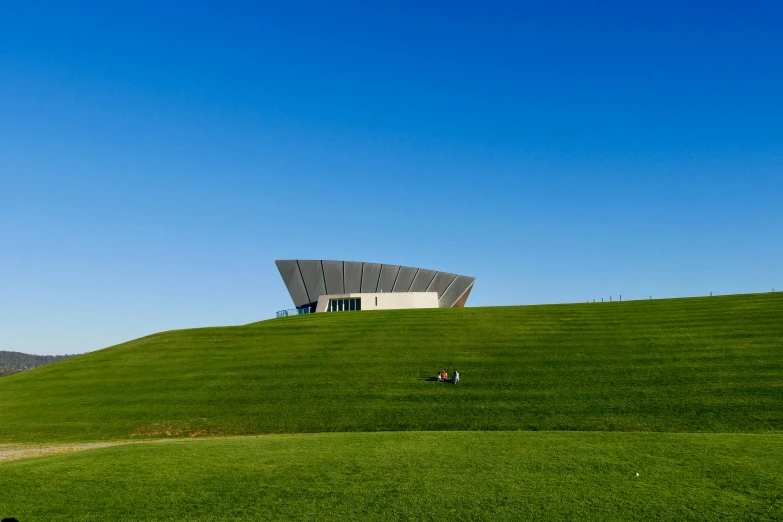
[1, 431, 781, 521]
[0, 293, 781, 442]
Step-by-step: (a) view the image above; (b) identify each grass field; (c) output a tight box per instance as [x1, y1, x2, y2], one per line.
[2, 432, 782, 521]
[0, 293, 781, 442]
[0, 293, 781, 520]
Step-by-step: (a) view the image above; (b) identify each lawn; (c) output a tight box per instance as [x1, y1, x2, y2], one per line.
[1, 431, 781, 521]
[0, 293, 781, 442]
[1, 293, 781, 520]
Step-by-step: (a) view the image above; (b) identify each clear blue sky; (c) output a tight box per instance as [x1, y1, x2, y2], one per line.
[1, 2, 781, 354]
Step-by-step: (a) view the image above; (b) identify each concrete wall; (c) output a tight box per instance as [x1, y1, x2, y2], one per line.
[315, 292, 439, 313]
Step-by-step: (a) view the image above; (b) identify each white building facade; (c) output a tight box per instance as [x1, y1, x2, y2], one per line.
[314, 291, 440, 313]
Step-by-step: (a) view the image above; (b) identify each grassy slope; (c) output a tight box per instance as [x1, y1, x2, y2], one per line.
[0, 293, 781, 442]
[1, 432, 781, 521]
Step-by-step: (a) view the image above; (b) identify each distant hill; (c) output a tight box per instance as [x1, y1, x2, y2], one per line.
[0, 351, 74, 376]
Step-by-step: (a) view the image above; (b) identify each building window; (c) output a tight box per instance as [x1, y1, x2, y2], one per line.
[329, 298, 361, 312]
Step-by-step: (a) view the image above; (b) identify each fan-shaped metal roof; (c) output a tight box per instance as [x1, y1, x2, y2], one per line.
[275, 260, 475, 308]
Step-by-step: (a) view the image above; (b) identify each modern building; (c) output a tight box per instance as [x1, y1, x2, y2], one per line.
[275, 260, 475, 316]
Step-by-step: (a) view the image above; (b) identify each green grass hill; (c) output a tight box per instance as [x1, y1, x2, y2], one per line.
[1, 292, 781, 443]
[2, 293, 782, 520]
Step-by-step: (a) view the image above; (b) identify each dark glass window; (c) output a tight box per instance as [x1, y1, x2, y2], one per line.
[328, 298, 362, 312]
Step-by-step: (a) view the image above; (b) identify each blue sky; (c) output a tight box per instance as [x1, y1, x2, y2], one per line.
[1, 1, 781, 354]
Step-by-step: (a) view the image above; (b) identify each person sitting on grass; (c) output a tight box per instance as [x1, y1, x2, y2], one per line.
[452, 369, 460, 384]
[437, 369, 447, 382]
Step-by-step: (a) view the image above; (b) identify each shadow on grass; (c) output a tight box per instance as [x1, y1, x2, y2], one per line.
[420, 376, 455, 383]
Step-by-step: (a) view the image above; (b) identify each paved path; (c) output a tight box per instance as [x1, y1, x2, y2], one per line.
[0, 442, 123, 462]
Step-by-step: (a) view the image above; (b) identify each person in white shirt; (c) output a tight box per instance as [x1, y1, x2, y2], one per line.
[452, 369, 459, 384]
